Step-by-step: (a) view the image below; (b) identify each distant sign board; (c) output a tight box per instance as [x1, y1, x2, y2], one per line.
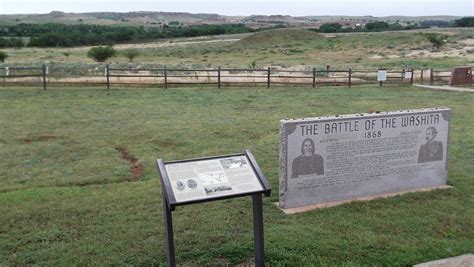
[404, 71, 412, 79]
[449, 67, 472, 86]
[377, 70, 387, 81]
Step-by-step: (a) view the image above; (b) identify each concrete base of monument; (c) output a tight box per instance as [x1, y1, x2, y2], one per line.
[275, 185, 452, 215]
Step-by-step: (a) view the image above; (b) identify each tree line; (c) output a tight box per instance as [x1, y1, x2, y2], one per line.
[315, 17, 474, 33]
[0, 17, 472, 47]
[0, 23, 254, 47]
[0, 37, 25, 48]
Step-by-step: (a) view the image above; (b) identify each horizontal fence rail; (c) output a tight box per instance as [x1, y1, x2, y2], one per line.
[0, 64, 464, 90]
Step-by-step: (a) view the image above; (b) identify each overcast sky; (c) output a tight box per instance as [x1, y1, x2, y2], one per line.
[0, 0, 472, 16]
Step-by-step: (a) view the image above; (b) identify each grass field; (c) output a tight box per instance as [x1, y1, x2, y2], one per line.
[0, 85, 473, 266]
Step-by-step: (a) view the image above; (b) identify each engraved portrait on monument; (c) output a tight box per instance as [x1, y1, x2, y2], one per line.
[418, 127, 443, 163]
[291, 138, 324, 178]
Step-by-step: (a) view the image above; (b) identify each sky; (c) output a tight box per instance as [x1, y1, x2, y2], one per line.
[0, 0, 472, 16]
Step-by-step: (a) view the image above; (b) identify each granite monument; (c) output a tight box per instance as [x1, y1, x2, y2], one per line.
[279, 108, 451, 209]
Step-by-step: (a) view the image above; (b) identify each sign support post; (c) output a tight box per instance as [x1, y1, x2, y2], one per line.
[252, 194, 264, 267]
[163, 196, 175, 267]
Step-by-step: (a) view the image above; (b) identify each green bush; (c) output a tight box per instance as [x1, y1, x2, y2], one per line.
[0, 51, 8, 62]
[87, 46, 117, 62]
[424, 33, 446, 50]
[122, 49, 140, 62]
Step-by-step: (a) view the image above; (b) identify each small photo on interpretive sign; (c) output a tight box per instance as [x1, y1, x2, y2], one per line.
[165, 156, 264, 203]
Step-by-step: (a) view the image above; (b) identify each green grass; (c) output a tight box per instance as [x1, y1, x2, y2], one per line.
[0, 85, 473, 265]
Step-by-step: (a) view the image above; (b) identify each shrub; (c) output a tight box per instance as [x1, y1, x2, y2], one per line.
[424, 33, 447, 50]
[0, 51, 8, 62]
[87, 46, 116, 62]
[250, 60, 257, 69]
[123, 49, 140, 62]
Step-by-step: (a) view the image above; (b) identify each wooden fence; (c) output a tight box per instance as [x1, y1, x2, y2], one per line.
[2, 65, 451, 90]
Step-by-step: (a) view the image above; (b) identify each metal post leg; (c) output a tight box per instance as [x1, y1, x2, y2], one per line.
[163, 197, 176, 267]
[252, 194, 265, 267]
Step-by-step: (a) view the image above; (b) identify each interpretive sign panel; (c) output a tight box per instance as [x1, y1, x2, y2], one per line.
[279, 108, 450, 209]
[165, 155, 264, 203]
[158, 149, 271, 208]
[377, 70, 387, 81]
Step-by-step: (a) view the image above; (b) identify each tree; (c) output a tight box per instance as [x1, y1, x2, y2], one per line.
[123, 49, 140, 62]
[424, 33, 446, 50]
[0, 37, 24, 48]
[318, 23, 343, 33]
[0, 51, 8, 62]
[365, 21, 389, 31]
[87, 46, 116, 62]
[454, 17, 474, 27]
[250, 60, 257, 69]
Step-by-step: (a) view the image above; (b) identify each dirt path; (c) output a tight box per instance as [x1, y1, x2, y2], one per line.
[413, 84, 474, 93]
[64, 38, 240, 52]
[112, 38, 240, 50]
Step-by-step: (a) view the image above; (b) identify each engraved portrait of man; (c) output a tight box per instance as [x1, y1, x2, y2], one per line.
[291, 138, 324, 178]
[418, 126, 443, 163]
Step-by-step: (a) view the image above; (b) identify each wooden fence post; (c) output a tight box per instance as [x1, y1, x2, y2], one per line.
[410, 69, 414, 85]
[420, 69, 424, 84]
[218, 66, 221, 88]
[267, 67, 270, 88]
[164, 66, 168, 89]
[430, 68, 434, 85]
[348, 68, 352, 88]
[401, 68, 405, 83]
[312, 68, 316, 88]
[42, 64, 47, 90]
[106, 64, 110, 90]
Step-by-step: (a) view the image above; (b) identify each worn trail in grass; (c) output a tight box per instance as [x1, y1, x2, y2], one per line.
[0, 85, 473, 265]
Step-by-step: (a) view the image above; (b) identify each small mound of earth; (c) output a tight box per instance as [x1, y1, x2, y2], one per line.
[235, 28, 323, 46]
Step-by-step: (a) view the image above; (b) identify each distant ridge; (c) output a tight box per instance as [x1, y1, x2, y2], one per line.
[0, 11, 462, 27]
